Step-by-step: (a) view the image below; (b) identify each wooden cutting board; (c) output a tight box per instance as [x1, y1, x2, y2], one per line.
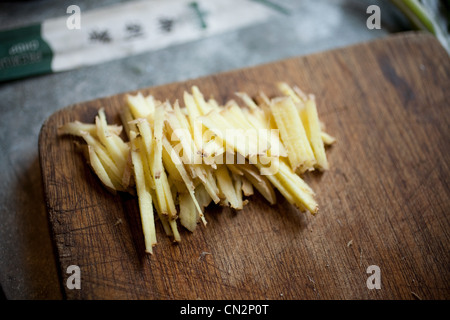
[39, 32, 450, 300]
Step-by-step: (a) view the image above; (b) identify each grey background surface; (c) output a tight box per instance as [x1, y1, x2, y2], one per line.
[0, 0, 416, 299]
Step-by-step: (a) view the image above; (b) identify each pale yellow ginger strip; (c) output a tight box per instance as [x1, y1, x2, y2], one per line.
[300, 99, 329, 171]
[81, 132, 123, 187]
[178, 192, 198, 232]
[198, 164, 221, 204]
[183, 91, 204, 152]
[321, 131, 336, 145]
[207, 98, 222, 111]
[126, 92, 152, 119]
[130, 132, 157, 254]
[154, 105, 178, 224]
[235, 92, 258, 110]
[87, 145, 117, 193]
[200, 110, 258, 158]
[277, 82, 303, 104]
[138, 129, 179, 242]
[241, 107, 288, 158]
[241, 176, 254, 196]
[119, 107, 136, 138]
[254, 159, 318, 214]
[162, 135, 207, 226]
[166, 103, 200, 165]
[215, 164, 241, 209]
[230, 163, 276, 205]
[232, 172, 245, 209]
[58, 121, 122, 137]
[270, 97, 316, 173]
[95, 108, 127, 172]
[192, 85, 213, 115]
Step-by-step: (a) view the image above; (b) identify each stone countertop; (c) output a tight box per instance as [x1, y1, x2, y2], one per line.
[0, 0, 413, 299]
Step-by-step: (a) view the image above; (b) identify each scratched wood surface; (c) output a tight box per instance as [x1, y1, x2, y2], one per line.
[39, 32, 450, 300]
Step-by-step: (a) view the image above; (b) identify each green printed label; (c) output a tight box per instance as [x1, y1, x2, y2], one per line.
[0, 0, 276, 81]
[0, 24, 53, 82]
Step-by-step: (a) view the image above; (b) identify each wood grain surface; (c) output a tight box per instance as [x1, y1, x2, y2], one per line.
[39, 32, 450, 300]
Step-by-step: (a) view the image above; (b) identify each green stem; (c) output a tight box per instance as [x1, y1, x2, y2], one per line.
[391, 0, 437, 35]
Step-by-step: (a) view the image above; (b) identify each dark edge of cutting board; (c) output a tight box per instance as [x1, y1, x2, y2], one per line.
[39, 31, 450, 300]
